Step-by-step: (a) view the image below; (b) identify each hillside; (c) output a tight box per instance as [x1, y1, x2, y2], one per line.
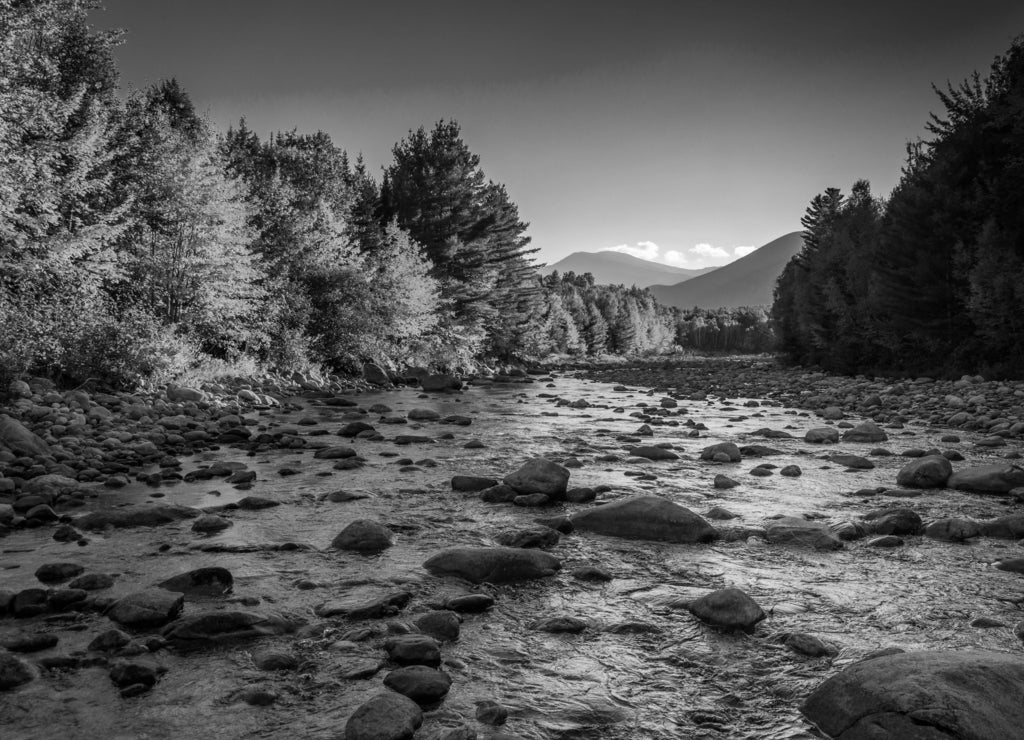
[546, 250, 714, 288]
[649, 231, 803, 309]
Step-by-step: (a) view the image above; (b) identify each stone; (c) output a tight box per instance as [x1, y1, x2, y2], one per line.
[451, 475, 499, 492]
[713, 474, 739, 489]
[570, 495, 718, 544]
[414, 611, 461, 642]
[780, 465, 803, 477]
[161, 611, 298, 648]
[687, 588, 766, 633]
[476, 699, 509, 725]
[362, 363, 390, 385]
[76, 504, 200, 530]
[88, 629, 133, 652]
[503, 458, 570, 498]
[868, 535, 905, 547]
[842, 421, 888, 443]
[314, 446, 357, 459]
[979, 514, 1024, 539]
[0, 416, 51, 457]
[252, 649, 299, 671]
[35, 562, 85, 584]
[827, 454, 875, 470]
[479, 485, 519, 503]
[896, 455, 953, 488]
[925, 518, 980, 542]
[863, 508, 922, 535]
[407, 408, 440, 421]
[570, 566, 613, 582]
[68, 573, 115, 591]
[420, 374, 462, 392]
[109, 660, 161, 689]
[108, 590, 185, 628]
[191, 514, 232, 533]
[630, 445, 679, 461]
[948, 464, 1024, 494]
[331, 520, 393, 552]
[765, 517, 843, 550]
[384, 635, 441, 667]
[316, 591, 412, 620]
[494, 526, 559, 549]
[699, 442, 741, 462]
[784, 632, 838, 657]
[423, 547, 560, 584]
[2, 633, 58, 653]
[804, 427, 839, 444]
[383, 665, 452, 705]
[444, 594, 495, 613]
[157, 567, 234, 597]
[344, 691, 423, 740]
[532, 615, 588, 633]
[801, 649, 1024, 740]
[166, 385, 206, 403]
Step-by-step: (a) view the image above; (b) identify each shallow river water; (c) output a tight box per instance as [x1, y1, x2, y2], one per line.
[2, 372, 1023, 739]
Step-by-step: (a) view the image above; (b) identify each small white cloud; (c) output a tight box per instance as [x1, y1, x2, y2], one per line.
[663, 250, 688, 266]
[733, 245, 757, 257]
[603, 241, 660, 261]
[691, 243, 730, 259]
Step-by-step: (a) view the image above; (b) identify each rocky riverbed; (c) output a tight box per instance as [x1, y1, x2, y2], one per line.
[2, 359, 1024, 739]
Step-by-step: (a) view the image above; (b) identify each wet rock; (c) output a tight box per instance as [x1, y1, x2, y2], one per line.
[700, 442, 742, 462]
[109, 659, 162, 689]
[565, 486, 597, 503]
[384, 634, 441, 667]
[166, 385, 205, 403]
[420, 374, 462, 392]
[827, 454, 875, 470]
[157, 567, 234, 597]
[476, 699, 509, 725]
[423, 547, 560, 584]
[534, 515, 573, 533]
[191, 514, 232, 533]
[338, 421, 375, 437]
[705, 506, 738, 520]
[383, 665, 452, 705]
[571, 495, 718, 543]
[503, 458, 570, 498]
[765, 517, 843, 550]
[532, 615, 588, 633]
[979, 514, 1024, 539]
[324, 490, 371, 503]
[76, 504, 200, 530]
[713, 474, 739, 489]
[2, 633, 58, 653]
[252, 649, 299, 671]
[830, 521, 867, 541]
[948, 464, 1024, 494]
[800, 649, 1024, 740]
[784, 632, 838, 657]
[494, 526, 559, 549]
[571, 566, 613, 582]
[414, 611, 461, 642]
[0, 416, 51, 457]
[687, 588, 766, 633]
[925, 518, 980, 542]
[841, 421, 888, 443]
[331, 520, 394, 552]
[444, 594, 495, 613]
[11, 589, 49, 618]
[407, 408, 440, 421]
[451, 475, 498, 492]
[780, 465, 802, 477]
[805, 428, 839, 444]
[630, 445, 679, 461]
[48, 588, 87, 612]
[895, 455, 953, 489]
[35, 562, 85, 584]
[161, 611, 298, 648]
[317, 590, 413, 620]
[479, 485, 519, 503]
[0, 652, 36, 690]
[108, 590, 185, 628]
[362, 363, 390, 386]
[868, 535, 905, 547]
[344, 691, 423, 740]
[863, 508, 922, 535]
[88, 629, 133, 652]
[314, 446, 357, 460]
[236, 496, 280, 510]
[513, 493, 549, 507]
[68, 573, 115, 591]
[740, 444, 783, 457]
[995, 559, 1024, 575]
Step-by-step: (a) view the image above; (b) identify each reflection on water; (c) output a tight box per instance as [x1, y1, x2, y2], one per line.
[1, 373, 1022, 739]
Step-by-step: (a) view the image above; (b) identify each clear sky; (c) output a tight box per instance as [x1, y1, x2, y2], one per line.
[94, 1, 1024, 269]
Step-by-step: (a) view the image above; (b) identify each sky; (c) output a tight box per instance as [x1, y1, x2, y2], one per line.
[95, 1, 1024, 269]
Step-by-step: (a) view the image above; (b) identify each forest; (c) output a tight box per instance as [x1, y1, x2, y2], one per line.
[772, 35, 1024, 379]
[0, 0, 771, 392]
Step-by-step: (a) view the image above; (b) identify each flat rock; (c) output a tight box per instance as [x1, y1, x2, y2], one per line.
[948, 464, 1024, 494]
[383, 665, 452, 705]
[570, 495, 718, 543]
[828, 454, 875, 470]
[801, 649, 1024, 740]
[344, 691, 423, 740]
[161, 611, 298, 648]
[842, 421, 888, 443]
[687, 588, 766, 633]
[108, 590, 185, 628]
[979, 514, 1024, 539]
[77, 505, 200, 530]
[423, 547, 560, 584]
[384, 635, 441, 667]
[765, 517, 843, 550]
[156, 567, 233, 597]
[503, 458, 570, 498]
[0, 416, 51, 457]
[35, 562, 85, 584]
[925, 518, 980, 542]
[451, 475, 498, 492]
[805, 427, 839, 444]
[896, 455, 953, 488]
[331, 520, 393, 552]
[630, 445, 680, 461]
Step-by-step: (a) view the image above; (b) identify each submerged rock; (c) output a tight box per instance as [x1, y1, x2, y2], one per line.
[841, 421, 888, 443]
[383, 665, 452, 705]
[108, 590, 185, 628]
[423, 547, 560, 584]
[503, 458, 570, 498]
[161, 611, 299, 648]
[765, 517, 843, 550]
[331, 520, 393, 552]
[156, 567, 234, 597]
[687, 588, 766, 633]
[344, 691, 423, 740]
[630, 445, 680, 461]
[801, 649, 1024, 740]
[570, 495, 718, 543]
[76, 505, 200, 530]
[948, 464, 1024, 494]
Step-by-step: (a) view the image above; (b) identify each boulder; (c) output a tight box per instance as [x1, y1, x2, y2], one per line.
[503, 458, 570, 498]
[422, 547, 560, 584]
[420, 374, 462, 392]
[161, 611, 298, 648]
[383, 665, 452, 705]
[0, 416, 51, 457]
[344, 691, 423, 740]
[630, 445, 680, 461]
[687, 588, 766, 633]
[896, 455, 953, 488]
[384, 635, 441, 667]
[76, 505, 200, 530]
[827, 454, 875, 470]
[331, 520, 393, 553]
[801, 649, 1024, 740]
[156, 567, 234, 597]
[699, 442, 742, 462]
[804, 427, 839, 444]
[765, 517, 843, 550]
[108, 590, 185, 628]
[0, 652, 36, 690]
[979, 514, 1024, 539]
[451, 475, 498, 492]
[570, 495, 718, 544]
[863, 508, 922, 536]
[948, 464, 1024, 494]
[166, 385, 206, 403]
[841, 421, 888, 443]
[362, 363, 390, 386]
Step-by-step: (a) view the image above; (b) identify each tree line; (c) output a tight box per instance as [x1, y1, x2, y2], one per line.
[0, 0, 773, 392]
[773, 35, 1024, 379]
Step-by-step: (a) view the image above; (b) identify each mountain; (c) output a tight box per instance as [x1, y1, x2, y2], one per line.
[546, 250, 715, 288]
[648, 232, 803, 309]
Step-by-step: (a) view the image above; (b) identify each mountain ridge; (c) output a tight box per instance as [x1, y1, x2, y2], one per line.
[545, 250, 715, 288]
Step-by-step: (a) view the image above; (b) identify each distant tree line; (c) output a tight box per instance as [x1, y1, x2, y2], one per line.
[773, 36, 1024, 378]
[0, 0, 773, 391]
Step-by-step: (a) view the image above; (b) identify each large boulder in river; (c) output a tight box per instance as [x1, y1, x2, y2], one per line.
[570, 495, 718, 544]
[108, 589, 185, 628]
[699, 442, 742, 462]
[423, 547, 560, 584]
[0, 416, 51, 457]
[841, 421, 888, 443]
[804, 427, 839, 444]
[687, 588, 766, 633]
[765, 517, 843, 550]
[503, 458, 570, 498]
[896, 455, 953, 488]
[801, 649, 1024, 740]
[331, 520, 393, 552]
[420, 374, 462, 392]
[361, 362, 390, 386]
[344, 691, 423, 740]
[948, 464, 1024, 494]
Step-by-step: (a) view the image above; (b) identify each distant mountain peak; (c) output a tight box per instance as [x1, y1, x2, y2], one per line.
[545, 249, 715, 288]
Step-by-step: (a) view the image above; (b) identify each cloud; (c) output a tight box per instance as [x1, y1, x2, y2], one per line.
[663, 250, 688, 265]
[603, 241, 660, 261]
[733, 245, 757, 257]
[691, 243, 730, 260]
